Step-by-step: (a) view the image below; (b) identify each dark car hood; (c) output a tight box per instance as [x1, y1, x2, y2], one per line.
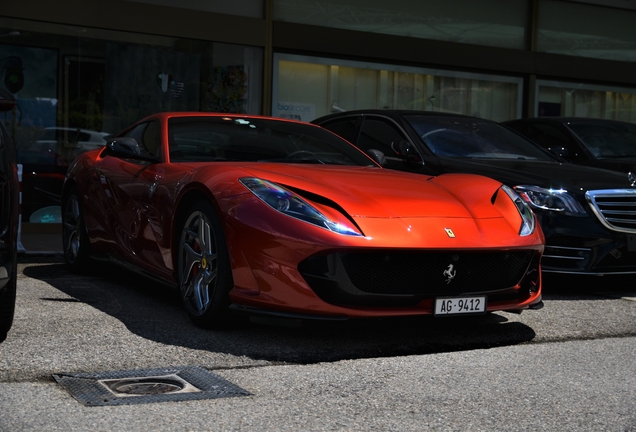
[591, 157, 636, 174]
[435, 158, 636, 194]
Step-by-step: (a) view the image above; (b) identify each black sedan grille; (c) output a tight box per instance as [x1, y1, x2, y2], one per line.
[586, 190, 636, 233]
[299, 250, 537, 306]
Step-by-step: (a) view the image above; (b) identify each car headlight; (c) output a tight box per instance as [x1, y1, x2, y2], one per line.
[501, 185, 536, 236]
[239, 177, 363, 236]
[515, 185, 587, 217]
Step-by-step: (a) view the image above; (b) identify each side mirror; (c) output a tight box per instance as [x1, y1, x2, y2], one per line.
[106, 137, 141, 156]
[367, 149, 386, 166]
[392, 139, 424, 167]
[104, 137, 159, 163]
[392, 139, 411, 156]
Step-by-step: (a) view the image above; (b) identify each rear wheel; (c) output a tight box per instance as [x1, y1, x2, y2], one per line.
[177, 200, 233, 329]
[62, 186, 92, 273]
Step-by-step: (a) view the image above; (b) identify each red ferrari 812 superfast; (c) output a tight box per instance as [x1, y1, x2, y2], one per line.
[62, 113, 544, 328]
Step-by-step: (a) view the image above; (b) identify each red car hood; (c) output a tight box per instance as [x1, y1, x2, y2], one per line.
[195, 163, 502, 219]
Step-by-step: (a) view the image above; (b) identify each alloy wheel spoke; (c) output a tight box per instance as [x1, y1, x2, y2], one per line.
[201, 264, 217, 287]
[192, 269, 211, 312]
[71, 198, 80, 221]
[63, 196, 81, 260]
[198, 214, 213, 256]
[180, 241, 202, 289]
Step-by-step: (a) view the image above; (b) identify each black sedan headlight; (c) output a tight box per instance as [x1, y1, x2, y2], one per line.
[515, 185, 587, 217]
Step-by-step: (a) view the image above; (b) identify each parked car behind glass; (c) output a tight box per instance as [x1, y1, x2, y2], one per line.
[503, 117, 636, 176]
[313, 110, 636, 275]
[0, 88, 19, 342]
[19, 126, 112, 223]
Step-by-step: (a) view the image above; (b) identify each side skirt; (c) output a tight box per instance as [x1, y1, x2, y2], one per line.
[90, 254, 177, 290]
[229, 304, 349, 321]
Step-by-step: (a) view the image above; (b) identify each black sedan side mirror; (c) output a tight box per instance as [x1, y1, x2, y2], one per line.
[392, 139, 424, 168]
[105, 137, 159, 163]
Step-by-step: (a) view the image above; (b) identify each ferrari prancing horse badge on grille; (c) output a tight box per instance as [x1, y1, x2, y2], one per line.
[443, 264, 456, 284]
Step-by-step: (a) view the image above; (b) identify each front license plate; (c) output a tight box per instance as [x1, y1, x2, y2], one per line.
[434, 296, 486, 316]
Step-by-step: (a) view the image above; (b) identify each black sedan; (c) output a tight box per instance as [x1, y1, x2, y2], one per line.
[313, 110, 636, 275]
[0, 88, 19, 342]
[503, 117, 636, 176]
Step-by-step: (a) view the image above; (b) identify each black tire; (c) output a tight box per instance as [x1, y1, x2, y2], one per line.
[0, 260, 17, 343]
[177, 200, 233, 329]
[62, 186, 92, 273]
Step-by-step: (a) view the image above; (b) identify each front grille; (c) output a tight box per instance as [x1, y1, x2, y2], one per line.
[542, 245, 591, 270]
[586, 189, 636, 233]
[299, 250, 536, 305]
[342, 251, 532, 294]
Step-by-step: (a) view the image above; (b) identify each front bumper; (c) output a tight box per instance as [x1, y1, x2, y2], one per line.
[538, 213, 636, 275]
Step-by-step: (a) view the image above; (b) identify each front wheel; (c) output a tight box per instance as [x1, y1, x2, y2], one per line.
[177, 200, 233, 329]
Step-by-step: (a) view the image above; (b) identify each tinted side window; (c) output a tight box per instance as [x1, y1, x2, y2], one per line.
[125, 121, 160, 157]
[530, 123, 581, 160]
[320, 118, 358, 144]
[531, 124, 569, 146]
[358, 118, 406, 155]
[77, 132, 92, 142]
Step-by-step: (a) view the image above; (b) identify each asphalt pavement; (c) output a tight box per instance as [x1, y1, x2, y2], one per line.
[1, 255, 635, 431]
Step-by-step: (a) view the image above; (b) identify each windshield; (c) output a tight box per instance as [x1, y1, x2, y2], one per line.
[168, 117, 375, 166]
[567, 122, 636, 158]
[405, 115, 555, 161]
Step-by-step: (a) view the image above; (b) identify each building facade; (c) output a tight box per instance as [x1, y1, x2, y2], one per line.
[1, 0, 636, 229]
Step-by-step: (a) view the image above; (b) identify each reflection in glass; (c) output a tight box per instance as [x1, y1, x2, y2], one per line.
[274, 0, 527, 49]
[275, 55, 522, 122]
[537, 80, 636, 123]
[0, 23, 262, 223]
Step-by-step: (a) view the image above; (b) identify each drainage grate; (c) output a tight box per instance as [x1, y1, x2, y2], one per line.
[53, 366, 250, 406]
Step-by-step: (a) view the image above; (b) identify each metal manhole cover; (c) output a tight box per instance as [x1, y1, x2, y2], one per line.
[99, 373, 199, 396]
[53, 366, 250, 406]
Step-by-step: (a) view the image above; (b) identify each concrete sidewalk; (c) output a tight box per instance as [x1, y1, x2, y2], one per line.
[19, 223, 62, 255]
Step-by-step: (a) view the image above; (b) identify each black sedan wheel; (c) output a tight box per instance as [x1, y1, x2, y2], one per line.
[177, 200, 232, 329]
[62, 186, 91, 273]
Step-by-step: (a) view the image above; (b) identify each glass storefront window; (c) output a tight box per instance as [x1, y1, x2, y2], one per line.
[0, 19, 262, 223]
[537, 80, 636, 123]
[273, 54, 522, 123]
[274, 0, 528, 50]
[538, 0, 636, 62]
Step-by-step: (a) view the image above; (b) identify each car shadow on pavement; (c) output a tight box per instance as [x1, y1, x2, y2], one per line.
[22, 257, 542, 364]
